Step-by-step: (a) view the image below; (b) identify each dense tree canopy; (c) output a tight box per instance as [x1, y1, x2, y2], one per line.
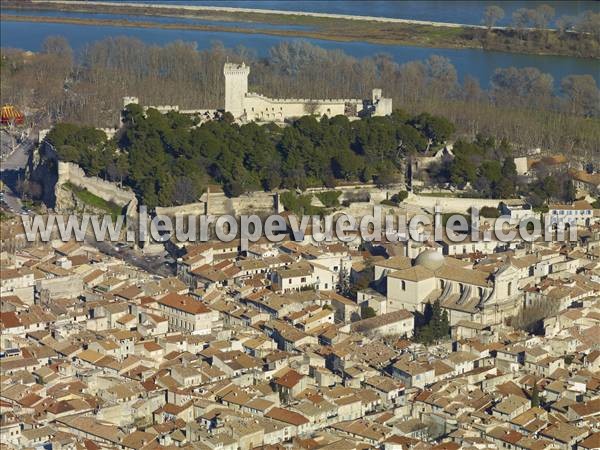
[47, 101, 581, 209]
[49, 106, 456, 207]
[429, 135, 517, 198]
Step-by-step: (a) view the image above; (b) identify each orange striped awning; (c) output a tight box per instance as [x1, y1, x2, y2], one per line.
[1, 105, 24, 125]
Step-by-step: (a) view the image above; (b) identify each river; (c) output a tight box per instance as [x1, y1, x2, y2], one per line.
[1, 2, 598, 88]
[111, 0, 599, 27]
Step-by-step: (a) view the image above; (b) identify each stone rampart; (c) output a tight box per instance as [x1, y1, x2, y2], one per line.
[56, 161, 137, 214]
[404, 193, 516, 213]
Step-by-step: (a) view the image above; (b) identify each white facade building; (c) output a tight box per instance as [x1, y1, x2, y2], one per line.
[548, 200, 595, 227]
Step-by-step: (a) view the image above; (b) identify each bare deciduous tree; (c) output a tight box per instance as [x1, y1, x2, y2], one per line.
[483, 5, 505, 29]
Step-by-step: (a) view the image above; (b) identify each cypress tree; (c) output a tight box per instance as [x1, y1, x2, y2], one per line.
[531, 383, 540, 407]
[441, 309, 450, 338]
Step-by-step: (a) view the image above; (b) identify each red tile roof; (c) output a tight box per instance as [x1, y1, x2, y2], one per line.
[156, 293, 210, 315]
[274, 369, 303, 389]
[265, 407, 309, 426]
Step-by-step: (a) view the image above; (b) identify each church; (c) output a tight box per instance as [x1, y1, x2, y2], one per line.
[224, 62, 392, 122]
[381, 250, 522, 327]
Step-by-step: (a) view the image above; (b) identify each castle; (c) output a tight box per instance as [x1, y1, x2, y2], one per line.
[118, 63, 392, 125]
[223, 62, 392, 122]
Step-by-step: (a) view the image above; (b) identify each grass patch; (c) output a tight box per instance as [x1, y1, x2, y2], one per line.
[64, 182, 122, 219]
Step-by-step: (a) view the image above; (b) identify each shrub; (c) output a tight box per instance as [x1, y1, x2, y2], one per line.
[361, 306, 376, 319]
[281, 191, 323, 216]
[316, 190, 342, 208]
[478, 206, 500, 218]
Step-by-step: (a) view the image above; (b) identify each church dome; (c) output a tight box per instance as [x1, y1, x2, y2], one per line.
[414, 250, 444, 271]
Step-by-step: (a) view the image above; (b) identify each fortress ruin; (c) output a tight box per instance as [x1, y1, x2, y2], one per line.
[224, 62, 392, 122]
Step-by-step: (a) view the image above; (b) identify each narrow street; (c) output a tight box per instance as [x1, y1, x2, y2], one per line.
[0, 128, 35, 213]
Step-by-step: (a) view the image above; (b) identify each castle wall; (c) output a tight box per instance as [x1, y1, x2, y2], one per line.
[56, 161, 137, 215]
[223, 63, 390, 122]
[243, 94, 359, 122]
[404, 193, 515, 214]
[373, 98, 393, 116]
[205, 191, 277, 216]
[514, 157, 529, 176]
[155, 202, 206, 217]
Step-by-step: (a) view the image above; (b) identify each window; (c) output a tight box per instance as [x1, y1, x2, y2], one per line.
[401, 280, 406, 291]
[288, 279, 292, 284]
[301, 277, 306, 283]
[508, 282, 513, 296]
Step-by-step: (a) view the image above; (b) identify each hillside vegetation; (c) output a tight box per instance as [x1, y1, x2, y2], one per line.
[2, 38, 598, 161]
[44, 108, 570, 211]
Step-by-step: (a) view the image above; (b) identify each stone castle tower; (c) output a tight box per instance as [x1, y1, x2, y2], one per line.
[223, 62, 250, 118]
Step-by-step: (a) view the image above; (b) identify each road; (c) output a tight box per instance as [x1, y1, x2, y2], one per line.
[85, 233, 176, 278]
[0, 128, 34, 214]
[0, 128, 31, 168]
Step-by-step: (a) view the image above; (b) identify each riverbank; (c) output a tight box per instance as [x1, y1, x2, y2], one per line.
[0, 13, 470, 48]
[2, 0, 598, 58]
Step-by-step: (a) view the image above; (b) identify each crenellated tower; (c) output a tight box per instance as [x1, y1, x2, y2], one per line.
[223, 62, 250, 119]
